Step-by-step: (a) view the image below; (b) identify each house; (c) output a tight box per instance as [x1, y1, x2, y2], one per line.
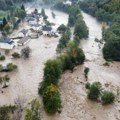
[18, 29, 29, 37]
[0, 38, 15, 49]
[28, 32, 39, 39]
[42, 25, 52, 36]
[18, 36, 30, 46]
[63, 0, 72, 5]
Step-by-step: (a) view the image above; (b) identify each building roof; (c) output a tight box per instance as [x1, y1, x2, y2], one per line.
[0, 38, 14, 44]
[20, 29, 28, 35]
[42, 26, 52, 31]
[18, 36, 29, 44]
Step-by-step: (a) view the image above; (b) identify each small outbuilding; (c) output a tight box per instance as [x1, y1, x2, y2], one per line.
[18, 36, 30, 46]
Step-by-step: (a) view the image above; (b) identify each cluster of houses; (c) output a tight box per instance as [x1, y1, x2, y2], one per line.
[0, 9, 60, 50]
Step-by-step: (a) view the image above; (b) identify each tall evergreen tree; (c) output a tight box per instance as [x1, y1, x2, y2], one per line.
[2, 17, 7, 28]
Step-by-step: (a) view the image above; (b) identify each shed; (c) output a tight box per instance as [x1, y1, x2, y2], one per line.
[18, 36, 30, 46]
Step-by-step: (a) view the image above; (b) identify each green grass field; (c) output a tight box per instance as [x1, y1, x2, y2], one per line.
[0, 10, 8, 19]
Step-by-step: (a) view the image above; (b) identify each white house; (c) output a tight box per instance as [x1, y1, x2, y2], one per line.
[0, 38, 15, 49]
[63, 0, 72, 5]
[18, 29, 29, 37]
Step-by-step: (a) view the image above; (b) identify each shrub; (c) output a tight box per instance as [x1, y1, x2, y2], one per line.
[85, 82, 91, 89]
[88, 82, 102, 100]
[84, 67, 90, 76]
[0, 105, 16, 120]
[0, 64, 3, 71]
[0, 55, 5, 61]
[101, 91, 115, 105]
[21, 47, 31, 59]
[25, 99, 41, 120]
[5, 49, 10, 55]
[12, 52, 20, 58]
[57, 24, 67, 33]
[7, 63, 17, 71]
[43, 84, 62, 114]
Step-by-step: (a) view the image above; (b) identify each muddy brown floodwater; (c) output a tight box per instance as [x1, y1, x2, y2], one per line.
[0, 4, 120, 120]
[0, 8, 68, 106]
[42, 11, 120, 120]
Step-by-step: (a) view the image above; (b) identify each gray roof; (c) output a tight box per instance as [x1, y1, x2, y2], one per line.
[18, 36, 29, 44]
[20, 29, 28, 35]
[0, 38, 14, 44]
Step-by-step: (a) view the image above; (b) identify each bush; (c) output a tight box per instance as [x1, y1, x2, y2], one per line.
[60, 54, 74, 71]
[101, 91, 115, 105]
[25, 99, 41, 120]
[0, 55, 5, 61]
[43, 84, 62, 114]
[84, 67, 90, 76]
[21, 47, 31, 59]
[57, 24, 67, 33]
[5, 49, 10, 55]
[12, 52, 20, 58]
[88, 82, 102, 100]
[74, 18, 89, 39]
[86, 82, 91, 89]
[0, 105, 16, 120]
[7, 63, 17, 71]
[0, 64, 3, 71]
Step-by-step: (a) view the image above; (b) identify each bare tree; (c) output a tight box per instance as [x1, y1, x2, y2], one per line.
[13, 96, 26, 120]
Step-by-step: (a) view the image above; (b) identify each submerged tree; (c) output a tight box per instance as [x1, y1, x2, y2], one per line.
[43, 84, 62, 114]
[25, 99, 41, 120]
[21, 47, 31, 59]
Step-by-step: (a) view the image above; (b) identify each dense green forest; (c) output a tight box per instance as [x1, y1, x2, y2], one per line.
[79, 0, 120, 22]
[0, 0, 33, 10]
[80, 0, 120, 61]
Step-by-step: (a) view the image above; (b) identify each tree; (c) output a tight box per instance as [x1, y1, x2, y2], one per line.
[25, 99, 41, 120]
[44, 59, 62, 86]
[88, 82, 102, 100]
[2, 75, 10, 88]
[16, 8, 26, 19]
[101, 91, 115, 105]
[0, 64, 3, 71]
[57, 24, 67, 33]
[84, 67, 90, 76]
[0, 55, 5, 61]
[12, 52, 20, 58]
[57, 29, 71, 51]
[74, 18, 89, 39]
[21, 47, 31, 59]
[2, 17, 7, 28]
[43, 84, 62, 114]
[21, 4, 25, 11]
[41, 8, 45, 17]
[7, 63, 17, 71]
[3, 24, 11, 34]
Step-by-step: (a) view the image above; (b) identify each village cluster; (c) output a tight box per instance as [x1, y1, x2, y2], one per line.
[0, 8, 60, 50]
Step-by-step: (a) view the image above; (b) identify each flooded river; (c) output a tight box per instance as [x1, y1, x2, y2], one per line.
[55, 11, 120, 120]
[0, 3, 120, 119]
[0, 7, 68, 105]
